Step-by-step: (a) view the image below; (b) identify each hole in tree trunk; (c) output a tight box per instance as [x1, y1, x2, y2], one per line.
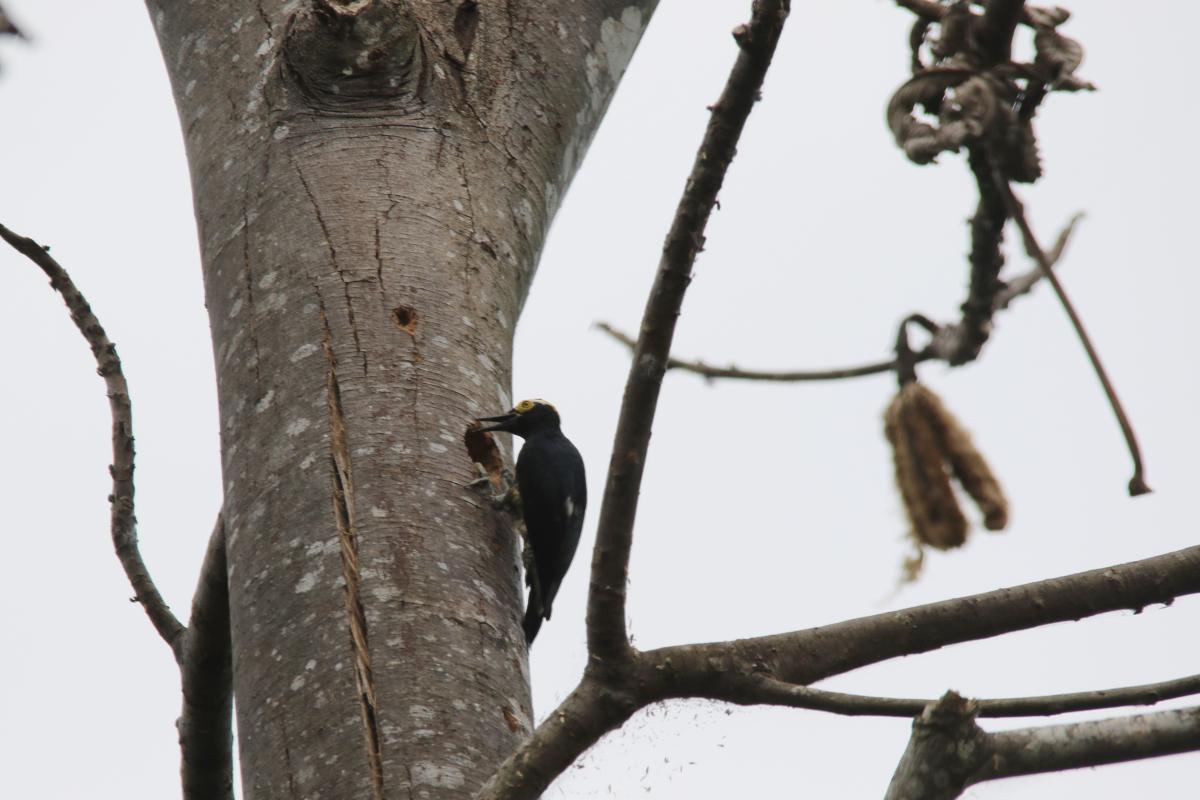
[392, 305, 418, 334]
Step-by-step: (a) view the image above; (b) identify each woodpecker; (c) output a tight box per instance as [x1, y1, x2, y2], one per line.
[477, 399, 586, 645]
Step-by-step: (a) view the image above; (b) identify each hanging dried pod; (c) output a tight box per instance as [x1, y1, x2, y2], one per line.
[884, 382, 1009, 566]
[885, 383, 969, 550]
[912, 385, 1009, 531]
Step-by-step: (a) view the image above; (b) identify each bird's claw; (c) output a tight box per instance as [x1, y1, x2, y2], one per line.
[492, 485, 521, 512]
[468, 462, 521, 512]
[466, 462, 494, 490]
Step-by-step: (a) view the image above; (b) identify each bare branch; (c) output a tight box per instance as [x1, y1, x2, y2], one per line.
[178, 516, 234, 800]
[976, 705, 1200, 783]
[587, 0, 792, 662]
[641, 545, 1200, 694]
[884, 693, 1200, 799]
[0, 223, 186, 651]
[594, 322, 901, 382]
[997, 180, 1151, 495]
[481, 539, 1198, 799]
[695, 671, 1200, 719]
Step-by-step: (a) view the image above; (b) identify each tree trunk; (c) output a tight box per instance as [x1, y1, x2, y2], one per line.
[145, 1, 655, 795]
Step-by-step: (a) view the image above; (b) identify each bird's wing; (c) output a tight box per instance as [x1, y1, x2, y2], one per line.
[516, 437, 586, 618]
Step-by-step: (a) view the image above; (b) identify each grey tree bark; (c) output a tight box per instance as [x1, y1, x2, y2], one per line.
[144, 1, 656, 796]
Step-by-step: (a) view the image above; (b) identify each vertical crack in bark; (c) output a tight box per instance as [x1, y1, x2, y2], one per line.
[340, 276, 368, 377]
[321, 306, 385, 800]
[279, 708, 301, 800]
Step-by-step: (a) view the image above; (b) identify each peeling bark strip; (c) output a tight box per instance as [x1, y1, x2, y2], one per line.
[322, 313, 384, 800]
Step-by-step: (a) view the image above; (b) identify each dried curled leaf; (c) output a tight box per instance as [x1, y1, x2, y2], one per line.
[889, 1, 1093, 179]
[942, 76, 998, 142]
[886, 68, 977, 164]
[1030, 7, 1096, 91]
[1034, 29, 1095, 90]
[929, 1, 973, 62]
[1026, 6, 1072, 31]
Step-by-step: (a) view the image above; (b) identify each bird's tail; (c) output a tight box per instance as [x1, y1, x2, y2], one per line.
[523, 600, 544, 645]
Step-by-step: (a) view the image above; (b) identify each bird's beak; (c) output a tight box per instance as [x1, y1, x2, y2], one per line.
[476, 411, 518, 433]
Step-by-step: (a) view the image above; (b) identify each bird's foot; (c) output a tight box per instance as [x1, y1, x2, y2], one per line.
[466, 462, 494, 490]
[492, 485, 521, 512]
[469, 463, 521, 513]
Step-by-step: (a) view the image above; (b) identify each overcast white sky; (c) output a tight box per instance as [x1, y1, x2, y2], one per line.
[0, 1, 1196, 798]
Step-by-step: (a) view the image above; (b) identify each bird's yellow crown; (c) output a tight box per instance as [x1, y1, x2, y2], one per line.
[515, 399, 555, 413]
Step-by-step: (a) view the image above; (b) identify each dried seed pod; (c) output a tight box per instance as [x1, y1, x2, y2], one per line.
[884, 383, 969, 550]
[911, 385, 1009, 531]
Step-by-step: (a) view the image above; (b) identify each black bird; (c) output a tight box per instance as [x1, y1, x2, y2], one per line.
[477, 399, 586, 645]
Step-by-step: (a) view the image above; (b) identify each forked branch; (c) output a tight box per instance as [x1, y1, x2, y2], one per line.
[478, 536, 1200, 800]
[884, 692, 1200, 799]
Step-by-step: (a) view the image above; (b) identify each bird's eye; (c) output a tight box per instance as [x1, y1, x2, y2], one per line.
[515, 400, 536, 413]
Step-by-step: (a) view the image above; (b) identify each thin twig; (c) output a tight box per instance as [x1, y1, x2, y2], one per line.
[709, 671, 1200, 718]
[586, 0, 792, 662]
[996, 181, 1151, 495]
[178, 516, 234, 800]
[594, 322, 902, 382]
[595, 211, 1077, 384]
[0, 223, 186, 650]
[993, 212, 1083, 309]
